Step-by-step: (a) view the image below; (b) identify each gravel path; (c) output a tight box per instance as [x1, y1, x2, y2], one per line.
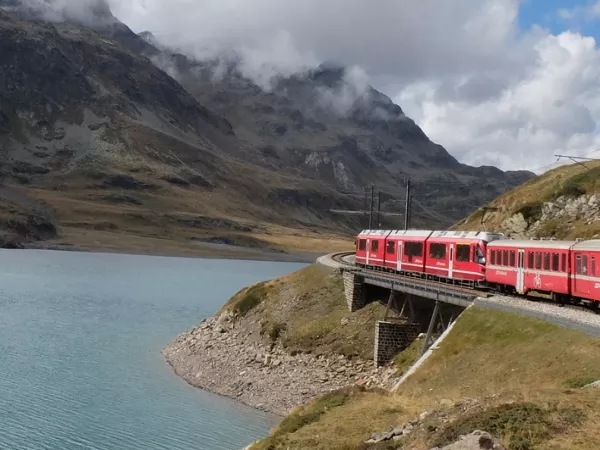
[475, 295, 600, 337]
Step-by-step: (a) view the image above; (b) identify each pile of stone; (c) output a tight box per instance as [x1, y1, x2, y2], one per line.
[163, 313, 399, 415]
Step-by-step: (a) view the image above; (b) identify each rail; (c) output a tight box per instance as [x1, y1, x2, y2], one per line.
[329, 251, 488, 307]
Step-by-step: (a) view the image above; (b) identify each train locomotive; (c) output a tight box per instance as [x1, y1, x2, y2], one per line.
[354, 229, 600, 308]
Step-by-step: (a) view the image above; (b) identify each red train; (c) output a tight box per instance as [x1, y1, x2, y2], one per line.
[355, 229, 600, 307]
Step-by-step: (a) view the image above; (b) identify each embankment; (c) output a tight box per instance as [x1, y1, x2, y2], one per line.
[163, 265, 399, 416]
[250, 306, 600, 450]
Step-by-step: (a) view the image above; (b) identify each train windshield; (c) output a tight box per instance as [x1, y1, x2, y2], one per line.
[476, 246, 485, 264]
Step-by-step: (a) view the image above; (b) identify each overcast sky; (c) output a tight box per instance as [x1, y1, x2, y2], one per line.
[107, 0, 600, 173]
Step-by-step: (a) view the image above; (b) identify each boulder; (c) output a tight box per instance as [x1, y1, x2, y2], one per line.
[430, 430, 505, 450]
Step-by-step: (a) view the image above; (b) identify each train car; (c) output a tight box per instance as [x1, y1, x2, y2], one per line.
[383, 230, 432, 275]
[424, 231, 505, 283]
[486, 240, 574, 298]
[355, 229, 391, 268]
[570, 240, 600, 306]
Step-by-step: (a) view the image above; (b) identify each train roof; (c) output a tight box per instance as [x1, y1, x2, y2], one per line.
[430, 231, 505, 242]
[488, 240, 577, 250]
[388, 230, 433, 238]
[571, 240, 600, 251]
[358, 230, 392, 237]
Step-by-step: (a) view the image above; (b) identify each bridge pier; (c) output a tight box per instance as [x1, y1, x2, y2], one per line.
[341, 268, 471, 366]
[343, 271, 365, 312]
[374, 319, 421, 367]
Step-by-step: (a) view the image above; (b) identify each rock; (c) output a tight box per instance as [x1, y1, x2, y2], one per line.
[430, 430, 506, 450]
[272, 359, 282, 367]
[420, 411, 430, 421]
[264, 354, 272, 365]
[365, 430, 395, 444]
[440, 399, 453, 408]
[584, 380, 600, 388]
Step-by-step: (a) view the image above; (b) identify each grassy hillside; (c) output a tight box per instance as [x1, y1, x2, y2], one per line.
[221, 265, 388, 360]
[252, 307, 600, 450]
[454, 161, 600, 239]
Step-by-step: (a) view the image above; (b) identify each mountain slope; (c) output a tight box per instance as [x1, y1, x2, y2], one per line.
[0, 7, 356, 252]
[160, 52, 533, 226]
[0, 1, 533, 253]
[454, 161, 600, 240]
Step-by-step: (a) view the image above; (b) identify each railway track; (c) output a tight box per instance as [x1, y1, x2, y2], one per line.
[330, 251, 492, 299]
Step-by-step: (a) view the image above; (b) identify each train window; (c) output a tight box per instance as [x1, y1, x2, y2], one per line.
[552, 253, 559, 271]
[405, 242, 423, 257]
[358, 239, 366, 251]
[502, 250, 508, 266]
[562, 253, 567, 272]
[429, 243, 446, 260]
[491, 250, 496, 265]
[535, 252, 542, 270]
[583, 255, 589, 274]
[576, 255, 582, 274]
[543, 253, 550, 271]
[509, 251, 516, 267]
[371, 240, 379, 252]
[593, 257, 597, 277]
[528, 252, 534, 269]
[386, 241, 395, 255]
[456, 245, 470, 262]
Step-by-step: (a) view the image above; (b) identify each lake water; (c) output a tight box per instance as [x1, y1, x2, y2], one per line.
[0, 250, 307, 450]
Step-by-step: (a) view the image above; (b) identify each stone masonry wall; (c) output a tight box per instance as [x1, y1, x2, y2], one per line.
[343, 271, 365, 312]
[374, 320, 421, 367]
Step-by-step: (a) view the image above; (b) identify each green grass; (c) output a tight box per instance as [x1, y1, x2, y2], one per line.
[565, 376, 600, 389]
[222, 283, 270, 318]
[554, 166, 600, 199]
[393, 335, 424, 376]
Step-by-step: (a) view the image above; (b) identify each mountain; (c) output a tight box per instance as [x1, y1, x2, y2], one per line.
[150, 47, 533, 226]
[0, 1, 533, 252]
[454, 161, 600, 240]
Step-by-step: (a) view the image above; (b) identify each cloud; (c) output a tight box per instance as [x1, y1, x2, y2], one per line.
[557, 1, 600, 26]
[99, 0, 600, 172]
[1, 0, 115, 25]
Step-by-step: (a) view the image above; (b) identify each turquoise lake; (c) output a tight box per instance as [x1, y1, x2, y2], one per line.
[0, 250, 306, 450]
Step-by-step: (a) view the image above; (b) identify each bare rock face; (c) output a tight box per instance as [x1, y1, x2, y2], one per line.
[431, 430, 506, 450]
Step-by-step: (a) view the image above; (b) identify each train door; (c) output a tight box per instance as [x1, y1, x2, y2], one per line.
[516, 249, 525, 293]
[448, 243, 455, 278]
[573, 253, 590, 297]
[397, 241, 403, 272]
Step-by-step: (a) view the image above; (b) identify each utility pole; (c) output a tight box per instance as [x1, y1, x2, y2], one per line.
[404, 178, 411, 230]
[369, 185, 374, 229]
[376, 190, 381, 228]
[364, 187, 369, 229]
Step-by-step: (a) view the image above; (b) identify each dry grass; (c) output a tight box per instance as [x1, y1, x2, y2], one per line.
[19, 185, 353, 258]
[251, 306, 600, 450]
[397, 307, 600, 407]
[455, 160, 600, 236]
[226, 265, 389, 360]
[252, 387, 405, 450]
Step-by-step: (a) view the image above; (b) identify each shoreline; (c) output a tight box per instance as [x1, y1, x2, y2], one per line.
[162, 313, 399, 417]
[14, 241, 325, 264]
